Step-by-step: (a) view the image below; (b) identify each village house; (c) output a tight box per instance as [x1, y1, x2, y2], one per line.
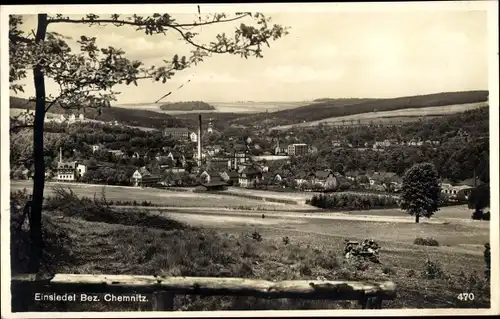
[294, 170, 308, 186]
[287, 143, 309, 157]
[11, 165, 32, 180]
[220, 170, 240, 185]
[199, 170, 222, 184]
[238, 166, 263, 188]
[331, 140, 342, 147]
[373, 140, 391, 149]
[189, 132, 198, 143]
[131, 166, 163, 187]
[308, 170, 338, 189]
[131, 167, 150, 186]
[199, 170, 227, 190]
[164, 172, 183, 186]
[167, 151, 186, 167]
[56, 161, 77, 182]
[107, 149, 126, 160]
[441, 178, 483, 200]
[76, 162, 88, 179]
[91, 144, 102, 153]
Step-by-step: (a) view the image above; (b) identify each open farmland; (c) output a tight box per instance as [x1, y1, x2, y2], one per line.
[272, 101, 489, 130]
[10, 180, 306, 210]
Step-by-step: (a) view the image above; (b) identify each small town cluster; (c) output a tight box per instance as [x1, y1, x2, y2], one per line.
[11, 115, 482, 202]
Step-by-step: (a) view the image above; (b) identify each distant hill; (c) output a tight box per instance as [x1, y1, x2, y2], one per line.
[159, 101, 216, 111]
[9, 96, 190, 129]
[230, 90, 489, 128]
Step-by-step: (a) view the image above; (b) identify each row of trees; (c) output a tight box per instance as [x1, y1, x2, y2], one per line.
[307, 193, 399, 210]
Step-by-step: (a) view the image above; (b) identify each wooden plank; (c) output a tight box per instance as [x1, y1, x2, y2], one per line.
[12, 274, 396, 301]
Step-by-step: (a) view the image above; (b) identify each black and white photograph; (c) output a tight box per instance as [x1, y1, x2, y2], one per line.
[1, 1, 499, 317]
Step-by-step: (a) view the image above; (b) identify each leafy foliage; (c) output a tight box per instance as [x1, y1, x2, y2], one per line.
[10, 13, 289, 113]
[399, 163, 441, 222]
[307, 193, 398, 210]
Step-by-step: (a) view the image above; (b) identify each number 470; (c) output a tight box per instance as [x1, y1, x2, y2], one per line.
[458, 293, 475, 301]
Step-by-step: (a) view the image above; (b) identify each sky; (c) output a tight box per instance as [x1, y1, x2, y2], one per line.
[12, 7, 490, 104]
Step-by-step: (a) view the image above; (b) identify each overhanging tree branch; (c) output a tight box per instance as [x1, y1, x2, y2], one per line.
[47, 13, 251, 28]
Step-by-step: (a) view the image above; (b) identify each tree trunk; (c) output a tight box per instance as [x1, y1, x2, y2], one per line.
[28, 14, 48, 273]
[415, 214, 420, 224]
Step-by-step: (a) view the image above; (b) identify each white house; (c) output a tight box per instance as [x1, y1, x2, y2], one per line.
[190, 132, 198, 143]
[91, 145, 101, 153]
[131, 167, 150, 186]
[76, 163, 87, 178]
[68, 114, 76, 124]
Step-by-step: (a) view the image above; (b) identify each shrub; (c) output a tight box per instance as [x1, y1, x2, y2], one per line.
[44, 186, 187, 231]
[482, 211, 490, 221]
[422, 258, 446, 279]
[251, 230, 262, 242]
[414, 237, 440, 246]
[307, 193, 398, 210]
[282, 236, 290, 245]
[407, 269, 416, 278]
[382, 266, 397, 275]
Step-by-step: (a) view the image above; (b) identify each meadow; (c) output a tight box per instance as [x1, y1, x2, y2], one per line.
[10, 186, 490, 311]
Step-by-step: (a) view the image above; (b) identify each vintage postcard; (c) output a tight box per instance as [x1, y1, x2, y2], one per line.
[1, 1, 498, 318]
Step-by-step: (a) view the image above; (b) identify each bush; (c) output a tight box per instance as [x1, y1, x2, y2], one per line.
[382, 266, 396, 275]
[251, 230, 262, 242]
[282, 236, 290, 245]
[422, 258, 446, 279]
[413, 237, 440, 246]
[308, 193, 398, 210]
[482, 211, 490, 221]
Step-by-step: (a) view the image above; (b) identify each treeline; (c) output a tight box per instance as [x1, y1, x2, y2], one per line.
[272, 107, 490, 183]
[231, 90, 489, 127]
[306, 193, 399, 210]
[287, 136, 489, 184]
[10, 97, 189, 129]
[280, 106, 489, 149]
[160, 101, 216, 111]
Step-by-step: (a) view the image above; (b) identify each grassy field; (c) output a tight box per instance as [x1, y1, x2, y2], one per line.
[272, 102, 489, 130]
[10, 185, 490, 311]
[10, 181, 303, 210]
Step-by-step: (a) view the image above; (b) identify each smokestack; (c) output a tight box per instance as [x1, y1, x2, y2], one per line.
[59, 147, 62, 163]
[197, 114, 202, 167]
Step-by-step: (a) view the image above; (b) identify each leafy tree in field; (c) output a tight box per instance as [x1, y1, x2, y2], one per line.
[9, 12, 288, 272]
[468, 184, 490, 220]
[399, 163, 441, 223]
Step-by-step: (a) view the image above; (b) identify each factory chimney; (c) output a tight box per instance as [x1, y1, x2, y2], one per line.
[197, 114, 202, 167]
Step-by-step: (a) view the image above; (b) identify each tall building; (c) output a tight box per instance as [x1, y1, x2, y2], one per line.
[287, 143, 309, 157]
[163, 127, 190, 140]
